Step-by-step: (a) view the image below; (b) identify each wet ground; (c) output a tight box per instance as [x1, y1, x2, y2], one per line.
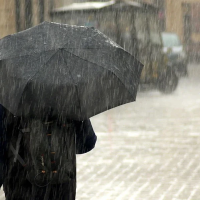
[76, 63, 200, 200]
[1, 63, 200, 199]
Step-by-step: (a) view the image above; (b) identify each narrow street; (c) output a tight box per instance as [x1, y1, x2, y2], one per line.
[0, 63, 200, 200]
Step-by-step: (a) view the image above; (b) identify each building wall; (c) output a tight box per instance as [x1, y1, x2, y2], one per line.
[165, 0, 200, 43]
[0, 0, 16, 38]
[0, 0, 73, 39]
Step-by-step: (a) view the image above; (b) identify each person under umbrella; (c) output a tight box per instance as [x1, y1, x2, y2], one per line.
[0, 22, 143, 199]
[0, 104, 97, 199]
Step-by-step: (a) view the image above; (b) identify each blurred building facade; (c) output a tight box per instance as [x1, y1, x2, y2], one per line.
[0, 0, 16, 38]
[3, 0, 200, 46]
[0, 0, 166, 39]
[165, 0, 200, 45]
[0, 0, 74, 39]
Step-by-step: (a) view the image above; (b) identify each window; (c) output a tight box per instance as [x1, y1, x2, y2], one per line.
[161, 33, 181, 47]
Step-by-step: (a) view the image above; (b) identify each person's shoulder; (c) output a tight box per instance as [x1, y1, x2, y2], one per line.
[0, 105, 4, 117]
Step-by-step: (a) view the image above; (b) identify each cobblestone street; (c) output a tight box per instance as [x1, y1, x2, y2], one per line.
[75, 63, 200, 200]
[0, 63, 200, 199]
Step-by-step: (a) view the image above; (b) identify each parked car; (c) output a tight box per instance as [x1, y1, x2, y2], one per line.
[161, 32, 188, 77]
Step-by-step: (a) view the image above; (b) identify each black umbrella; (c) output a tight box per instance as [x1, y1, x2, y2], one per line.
[0, 22, 143, 120]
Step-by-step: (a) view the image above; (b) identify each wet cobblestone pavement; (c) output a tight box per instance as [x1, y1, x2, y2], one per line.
[75, 63, 200, 200]
[1, 63, 200, 199]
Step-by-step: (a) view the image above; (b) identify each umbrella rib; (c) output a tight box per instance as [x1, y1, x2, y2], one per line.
[62, 49, 136, 99]
[0, 26, 121, 60]
[16, 51, 58, 112]
[0, 49, 58, 61]
[0, 48, 119, 61]
[24, 51, 58, 82]
[60, 50, 83, 119]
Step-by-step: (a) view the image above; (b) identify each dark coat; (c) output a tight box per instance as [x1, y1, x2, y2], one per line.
[0, 104, 7, 186]
[0, 105, 97, 188]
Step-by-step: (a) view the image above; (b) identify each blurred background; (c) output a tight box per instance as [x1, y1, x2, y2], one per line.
[1, 0, 200, 58]
[0, 0, 200, 199]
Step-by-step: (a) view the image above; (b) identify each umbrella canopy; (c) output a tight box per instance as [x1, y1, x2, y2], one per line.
[0, 21, 143, 120]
